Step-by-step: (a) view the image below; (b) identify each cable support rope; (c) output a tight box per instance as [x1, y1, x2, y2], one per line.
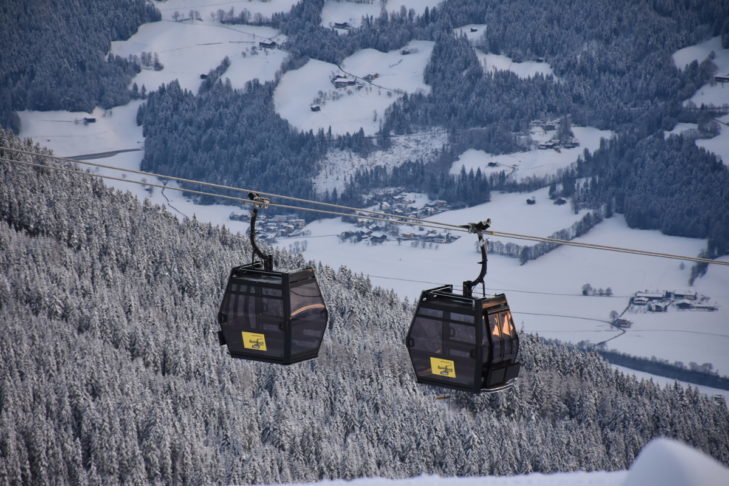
[0, 156, 460, 234]
[0, 146, 459, 233]
[2, 150, 728, 268]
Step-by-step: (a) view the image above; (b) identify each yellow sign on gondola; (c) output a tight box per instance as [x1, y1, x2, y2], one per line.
[242, 332, 267, 351]
[430, 357, 456, 378]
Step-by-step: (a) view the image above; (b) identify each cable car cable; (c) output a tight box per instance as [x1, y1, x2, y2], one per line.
[1, 146, 725, 266]
[2, 153, 728, 267]
[0, 156, 462, 235]
[0, 146, 458, 232]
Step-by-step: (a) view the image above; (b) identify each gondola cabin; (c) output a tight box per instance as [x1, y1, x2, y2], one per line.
[218, 262, 328, 364]
[406, 285, 520, 392]
[217, 193, 329, 365]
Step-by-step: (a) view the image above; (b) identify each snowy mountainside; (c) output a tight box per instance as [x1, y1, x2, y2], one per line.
[154, 0, 302, 21]
[273, 40, 434, 136]
[2, 132, 729, 484]
[270, 438, 729, 486]
[314, 128, 448, 194]
[673, 36, 729, 108]
[321, 0, 445, 30]
[110, 19, 287, 93]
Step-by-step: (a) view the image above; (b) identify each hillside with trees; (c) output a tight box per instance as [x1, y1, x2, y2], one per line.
[0, 0, 160, 132]
[2, 131, 728, 484]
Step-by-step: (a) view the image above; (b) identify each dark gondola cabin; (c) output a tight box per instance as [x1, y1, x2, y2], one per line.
[406, 286, 519, 392]
[217, 193, 329, 364]
[218, 263, 328, 364]
[406, 219, 520, 392]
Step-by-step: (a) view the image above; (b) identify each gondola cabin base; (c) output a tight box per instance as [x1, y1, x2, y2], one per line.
[406, 285, 520, 392]
[218, 263, 328, 364]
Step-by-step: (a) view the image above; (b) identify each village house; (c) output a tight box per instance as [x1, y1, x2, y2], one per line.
[332, 75, 356, 88]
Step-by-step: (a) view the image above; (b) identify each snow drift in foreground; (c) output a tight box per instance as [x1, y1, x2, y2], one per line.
[269, 438, 729, 486]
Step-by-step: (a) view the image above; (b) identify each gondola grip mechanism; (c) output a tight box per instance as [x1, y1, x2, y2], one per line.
[248, 192, 274, 271]
[460, 219, 490, 298]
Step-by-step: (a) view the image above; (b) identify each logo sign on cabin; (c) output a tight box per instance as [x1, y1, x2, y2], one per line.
[430, 357, 456, 378]
[242, 332, 267, 351]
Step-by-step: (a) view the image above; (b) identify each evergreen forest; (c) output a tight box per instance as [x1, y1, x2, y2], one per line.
[2, 131, 729, 484]
[0, 0, 160, 131]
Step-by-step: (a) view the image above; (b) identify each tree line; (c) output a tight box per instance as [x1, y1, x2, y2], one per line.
[0, 0, 160, 132]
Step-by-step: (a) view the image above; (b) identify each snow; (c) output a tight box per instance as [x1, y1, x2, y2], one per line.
[154, 0, 301, 21]
[341, 42, 433, 93]
[273, 41, 433, 136]
[453, 26, 555, 79]
[450, 126, 613, 181]
[673, 36, 729, 108]
[687, 83, 729, 108]
[476, 51, 555, 79]
[386, 0, 443, 17]
[695, 114, 729, 167]
[453, 24, 487, 43]
[18, 103, 145, 157]
[282, 209, 729, 376]
[623, 438, 729, 486]
[611, 365, 729, 405]
[321, 1, 444, 30]
[260, 438, 727, 486]
[110, 20, 286, 93]
[673, 36, 729, 71]
[314, 129, 448, 194]
[17, 102, 251, 237]
[270, 471, 625, 486]
[321, 0, 380, 30]
[663, 123, 698, 139]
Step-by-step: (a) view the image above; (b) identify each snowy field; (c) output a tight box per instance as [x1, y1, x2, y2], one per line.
[453, 24, 487, 43]
[273, 40, 433, 135]
[475, 51, 555, 79]
[450, 126, 613, 180]
[262, 438, 728, 486]
[673, 36, 729, 107]
[17, 103, 252, 236]
[111, 20, 287, 93]
[452, 24, 555, 80]
[696, 114, 729, 167]
[314, 129, 448, 194]
[321, 0, 444, 30]
[153, 0, 301, 21]
[664, 122, 698, 138]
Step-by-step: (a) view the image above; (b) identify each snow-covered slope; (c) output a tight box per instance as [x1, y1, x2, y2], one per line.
[321, 0, 444, 30]
[273, 41, 433, 135]
[263, 438, 729, 486]
[696, 114, 729, 167]
[154, 0, 301, 21]
[673, 36, 729, 108]
[623, 438, 729, 486]
[111, 20, 286, 93]
[450, 126, 613, 180]
[476, 51, 555, 79]
[314, 129, 448, 194]
[453, 24, 487, 43]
